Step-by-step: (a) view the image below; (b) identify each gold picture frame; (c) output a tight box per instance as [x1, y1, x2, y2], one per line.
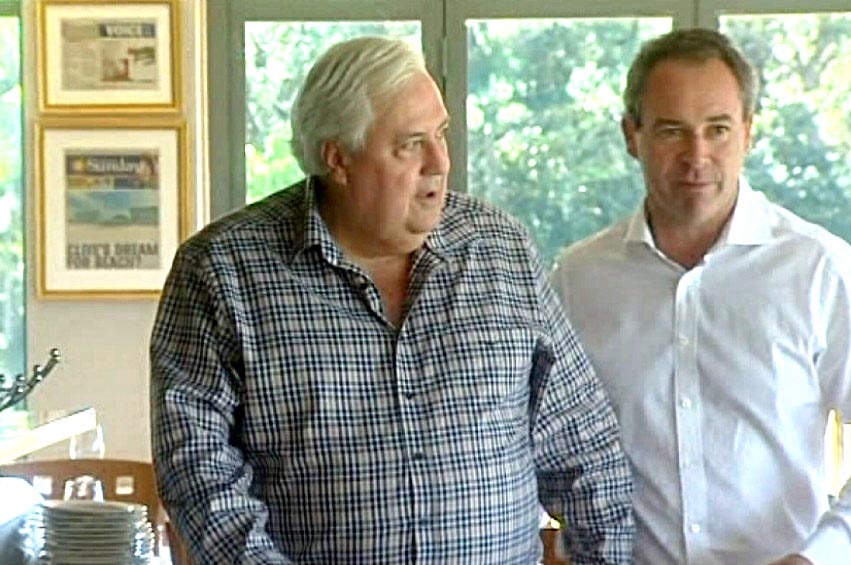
[36, 117, 188, 299]
[38, 0, 180, 113]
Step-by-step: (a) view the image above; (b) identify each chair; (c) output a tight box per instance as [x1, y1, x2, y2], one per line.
[541, 527, 573, 565]
[0, 459, 172, 559]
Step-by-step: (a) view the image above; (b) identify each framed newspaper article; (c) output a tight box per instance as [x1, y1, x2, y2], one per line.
[38, 0, 178, 112]
[36, 119, 187, 298]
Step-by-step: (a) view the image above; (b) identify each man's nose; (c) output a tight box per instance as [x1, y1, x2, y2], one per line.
[423, 138, 450, 175]
[680, 133, 711, 167]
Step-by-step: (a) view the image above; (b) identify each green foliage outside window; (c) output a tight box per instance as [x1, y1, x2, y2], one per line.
[0, 15, 24, 437]
[243, 17, 851, 271]
[0, 16, 23, 385]
[723, 14, 851, 245]
[468, 15, 851, 267]
[466, 18, 670, 267]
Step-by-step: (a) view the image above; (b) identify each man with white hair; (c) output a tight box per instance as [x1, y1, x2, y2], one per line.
[151, 36, 634, 564]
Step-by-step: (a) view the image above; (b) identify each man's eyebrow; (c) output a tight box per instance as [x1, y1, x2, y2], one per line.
[395, 118, 451, 143]
[395, 131, 426, 144]
[651, 114, 735, 128]
[707, 113, 734, 122]
[651, 118, 684, 128]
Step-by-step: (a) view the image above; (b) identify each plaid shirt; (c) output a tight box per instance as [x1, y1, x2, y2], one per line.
[150, 178, 634, 564]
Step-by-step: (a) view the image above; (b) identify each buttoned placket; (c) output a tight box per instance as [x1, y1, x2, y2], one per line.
[395, 327, 433, 562]
[346, 265, 434, 558]
[391, 251, 444, 563]
[673, 264, 711, 562]
[349, 271, 391, 326]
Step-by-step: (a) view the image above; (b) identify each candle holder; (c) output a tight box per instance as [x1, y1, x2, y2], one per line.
[0, 349, 62, 413]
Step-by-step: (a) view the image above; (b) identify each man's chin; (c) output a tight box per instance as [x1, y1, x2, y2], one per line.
[406, 212, 442, 236]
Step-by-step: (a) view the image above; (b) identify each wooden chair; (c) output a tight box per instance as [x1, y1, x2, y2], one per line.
[0, 459, 172, 558]
[541, 527, 573, 565]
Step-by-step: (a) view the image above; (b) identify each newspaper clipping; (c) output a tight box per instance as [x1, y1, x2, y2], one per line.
[64, 151, 161, 271]
[61, 18, 159, 91]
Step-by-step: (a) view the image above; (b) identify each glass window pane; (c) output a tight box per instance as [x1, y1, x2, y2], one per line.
[244, 22, 421, 203]
[0, 16, 22, 375]
[721, 13, 851, 244]
[0, 14, 24, 433]
[466, 17, 671, 268]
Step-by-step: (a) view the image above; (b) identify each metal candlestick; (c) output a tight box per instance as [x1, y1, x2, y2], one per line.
[0, 349, 62, 413]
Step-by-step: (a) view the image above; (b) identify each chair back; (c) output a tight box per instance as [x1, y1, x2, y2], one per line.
[0, 458, 161, 520]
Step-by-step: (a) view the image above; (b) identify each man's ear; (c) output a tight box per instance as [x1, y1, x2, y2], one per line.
[621, 116, 639, 159]
[321, 140, 350, 186]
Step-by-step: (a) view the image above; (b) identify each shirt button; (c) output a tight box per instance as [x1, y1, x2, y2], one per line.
[412, 452, 425, 461]
[690, 523, 701, 534]
[679, 335, 689, 346]
[680, 397, 692, 409]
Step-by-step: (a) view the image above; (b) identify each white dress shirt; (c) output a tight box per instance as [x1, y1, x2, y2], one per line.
[551, 179, 851, 565]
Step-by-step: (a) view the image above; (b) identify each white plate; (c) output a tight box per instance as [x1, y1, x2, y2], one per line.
[41, 500, 146, 515]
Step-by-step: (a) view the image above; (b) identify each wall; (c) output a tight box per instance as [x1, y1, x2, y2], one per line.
[22, 0, 207, 461]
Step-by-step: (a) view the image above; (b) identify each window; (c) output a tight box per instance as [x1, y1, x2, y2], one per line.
[208, 2, 851, 253]
[463, 17, 671, 265]
[208, 0, 851, 484]
[0, 5, 24, 436]
[720, 12, 851, 243]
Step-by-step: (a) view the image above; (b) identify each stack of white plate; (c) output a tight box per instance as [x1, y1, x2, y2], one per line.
[26, 500, 155, 565]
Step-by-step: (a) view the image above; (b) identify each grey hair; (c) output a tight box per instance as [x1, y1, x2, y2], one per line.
[624, 28, 759, 126]
[290, 36, 427, 176]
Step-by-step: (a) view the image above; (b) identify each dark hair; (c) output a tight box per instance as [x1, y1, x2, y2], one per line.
[624, 28, 758, 125]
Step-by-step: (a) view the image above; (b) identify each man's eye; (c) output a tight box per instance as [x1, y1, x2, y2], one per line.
[657, 128, 682, 139]
[710, 125, 730, 137]
[400, 139, 424, 151]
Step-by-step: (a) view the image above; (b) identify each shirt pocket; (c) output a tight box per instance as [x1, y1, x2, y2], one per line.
[435, 324, 536, 429]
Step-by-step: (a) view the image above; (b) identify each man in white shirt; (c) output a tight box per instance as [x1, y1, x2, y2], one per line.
[550, 28, 851, 565]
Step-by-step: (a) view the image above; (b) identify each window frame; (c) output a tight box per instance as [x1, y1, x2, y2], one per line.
[698, 0, 851, 27]
[207, 1, 695, 214]
[443, 0, 691, 193]
[206, 0, 851, 211]
[0, 2, 19, 16]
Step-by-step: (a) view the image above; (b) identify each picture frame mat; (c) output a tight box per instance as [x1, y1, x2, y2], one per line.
[38, 124, 183, 297]
[41, 1, 176, 108]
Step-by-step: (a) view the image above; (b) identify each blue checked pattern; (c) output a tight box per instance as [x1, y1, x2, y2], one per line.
[150, 178, 634, 564]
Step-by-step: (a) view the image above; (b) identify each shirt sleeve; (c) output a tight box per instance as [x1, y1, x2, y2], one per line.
[800, 254, 851, 565]
[529, 245, 635, 564]
[150, 245, 293, 564]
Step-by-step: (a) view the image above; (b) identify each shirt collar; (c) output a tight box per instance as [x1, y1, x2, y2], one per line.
[292, 176, 346, 266]
[624, 200, 655, 245]
[623, 177, 775, 248]
[720, 177, 774, 246]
